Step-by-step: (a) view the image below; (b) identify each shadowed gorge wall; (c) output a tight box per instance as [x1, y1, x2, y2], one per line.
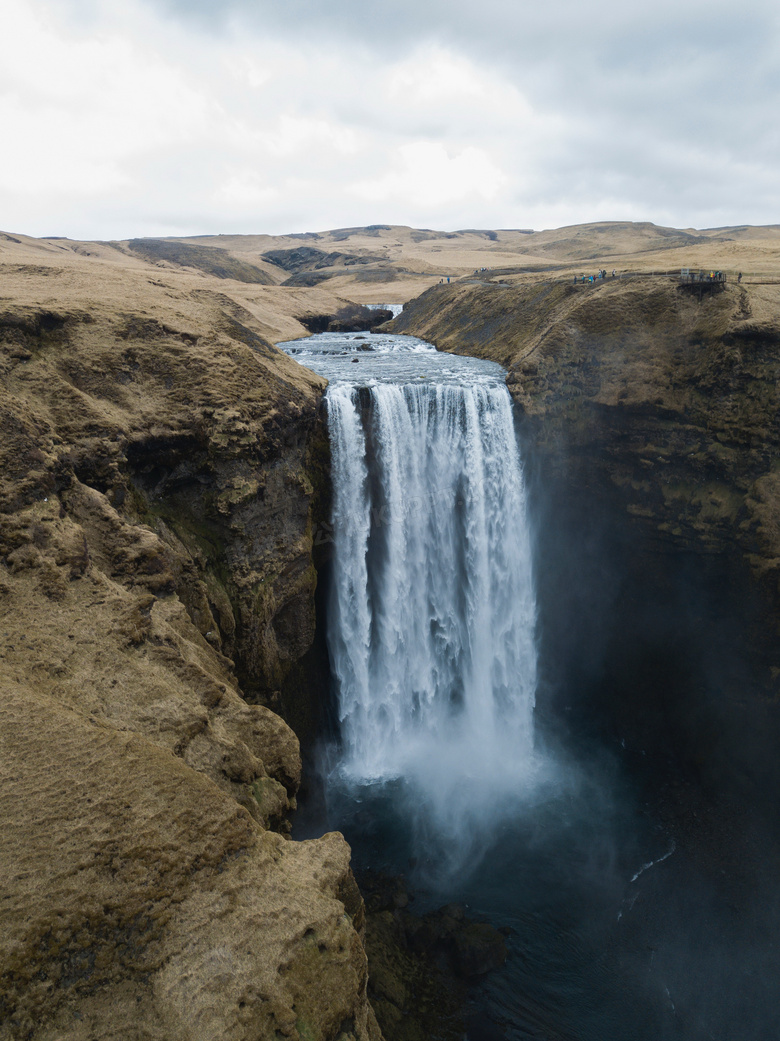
[393, 277, 780, 828]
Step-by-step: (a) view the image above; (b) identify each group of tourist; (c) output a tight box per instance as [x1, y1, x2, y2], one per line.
[575, 269, 616, 284]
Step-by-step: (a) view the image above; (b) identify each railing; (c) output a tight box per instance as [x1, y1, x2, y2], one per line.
[455, 268, 780, 288]
[679, 269, 727, 284]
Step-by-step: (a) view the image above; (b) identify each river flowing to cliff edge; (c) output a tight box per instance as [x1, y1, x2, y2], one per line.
[280, 330, 539, 868]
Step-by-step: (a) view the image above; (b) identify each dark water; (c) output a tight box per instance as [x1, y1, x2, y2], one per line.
[303, 749, 695, 1041]
[301, 741, 780, 1041]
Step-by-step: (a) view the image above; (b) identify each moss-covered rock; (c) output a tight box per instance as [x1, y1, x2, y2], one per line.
[0, 269, 378, 1040]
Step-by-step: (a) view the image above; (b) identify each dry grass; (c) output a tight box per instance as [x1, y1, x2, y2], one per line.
[5, 221, 778, 331]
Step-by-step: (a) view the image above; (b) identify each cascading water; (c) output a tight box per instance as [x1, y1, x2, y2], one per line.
[280, 330, 539, 862]
[328, 380, 536, 783]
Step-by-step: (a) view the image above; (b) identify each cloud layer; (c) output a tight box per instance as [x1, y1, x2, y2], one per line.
[3, 0, 778, 238]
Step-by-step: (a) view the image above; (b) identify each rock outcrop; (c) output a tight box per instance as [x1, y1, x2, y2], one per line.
[357, 873, 507, 1041]
[0, 263, 379, 1040]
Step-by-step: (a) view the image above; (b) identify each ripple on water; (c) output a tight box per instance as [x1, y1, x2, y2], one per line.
[277, 330, 506, 386]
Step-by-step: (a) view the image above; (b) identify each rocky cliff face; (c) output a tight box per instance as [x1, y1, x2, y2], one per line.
[396, 277, 780, 574]
[393, 277, 780, 819]
[0, 281, 379, 1040]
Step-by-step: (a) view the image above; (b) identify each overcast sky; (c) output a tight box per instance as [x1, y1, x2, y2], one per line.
[3, 0, 778, 239]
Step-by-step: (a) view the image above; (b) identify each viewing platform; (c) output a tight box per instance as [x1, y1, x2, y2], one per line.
[680, 268, 728, 284]
[678, 268, 730, 296]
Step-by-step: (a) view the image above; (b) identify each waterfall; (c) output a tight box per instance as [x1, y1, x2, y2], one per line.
[326, 380, 538, 839]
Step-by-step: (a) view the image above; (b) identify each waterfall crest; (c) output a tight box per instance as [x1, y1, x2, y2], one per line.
[327, 380, 538, 809]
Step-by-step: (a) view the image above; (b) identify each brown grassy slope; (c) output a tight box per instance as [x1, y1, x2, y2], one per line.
[176, 221, 780, 289]
[10, 220, 771, 323]
[0, 238, 380, 1041]
[0, 242, 333, 691]
[89, 220, 779, 318]
[0, 231, 361, 342]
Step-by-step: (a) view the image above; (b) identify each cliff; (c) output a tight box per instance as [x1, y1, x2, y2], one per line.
[393, 276, 780, 569]
[393, 276, 780, 818]
[0, 250, 380, 1040]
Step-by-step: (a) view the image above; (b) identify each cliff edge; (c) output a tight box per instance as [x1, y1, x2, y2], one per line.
[394, 275, 780, 601]
[0, 246, 380, 1041]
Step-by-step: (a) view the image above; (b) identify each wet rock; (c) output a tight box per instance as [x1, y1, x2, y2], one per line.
[406, 903, 507, 978]
[329, 304, 393, 333]
[452, 921, 508, 977]
[357, 871, 509, 1041]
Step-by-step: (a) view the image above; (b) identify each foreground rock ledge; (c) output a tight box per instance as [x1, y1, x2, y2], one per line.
[0, 275, 380, 1040]
[2, 680, 375, 1041]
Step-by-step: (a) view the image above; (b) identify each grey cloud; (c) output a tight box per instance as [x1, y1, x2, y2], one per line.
[144, 0, 780, 146]
[11, 0, 780, 237]
[145, 0, 773, 77]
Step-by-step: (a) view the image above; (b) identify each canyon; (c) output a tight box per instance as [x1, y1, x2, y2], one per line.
[2, 222, 780, 1040]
